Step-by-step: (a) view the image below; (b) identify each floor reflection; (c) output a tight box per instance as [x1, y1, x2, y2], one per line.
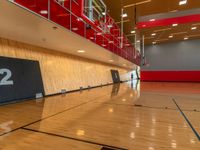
[0, 81, 200, 150]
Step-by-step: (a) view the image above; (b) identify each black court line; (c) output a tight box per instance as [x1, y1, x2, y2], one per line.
[0, 92, 110, 136]
[172, 98, 200, 141]
[99, 102, 178, 111]
[142, 92, 200, 101]
[101, 147, 119, 150]
[101, 101, 200, 112]
[22, 128, 127, 150]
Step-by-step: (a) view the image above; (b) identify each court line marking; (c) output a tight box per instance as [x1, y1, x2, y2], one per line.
[172, 98, 200, 141]
[97, 101, 199, 112]
[22, 128, 128, 150]
[97, 101, 178, 111]
[0, 83, 130, 136]
[0, 91, 111, 136]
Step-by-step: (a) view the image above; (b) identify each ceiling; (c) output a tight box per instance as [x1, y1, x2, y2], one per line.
[141, 22, 200, 45]
[103, 0, 200, 45]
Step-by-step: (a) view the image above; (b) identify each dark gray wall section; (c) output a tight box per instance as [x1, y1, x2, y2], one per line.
[142, 39, 200, 71]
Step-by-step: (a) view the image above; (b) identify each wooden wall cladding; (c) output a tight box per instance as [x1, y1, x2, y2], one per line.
[0, 37, 134, 95]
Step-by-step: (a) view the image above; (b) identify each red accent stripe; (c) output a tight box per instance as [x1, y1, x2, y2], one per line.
[141, 71, 200, 82]
[137, 14, 200, 29]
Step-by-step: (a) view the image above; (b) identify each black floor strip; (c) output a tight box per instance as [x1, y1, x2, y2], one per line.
[101, 147, 119, 150]
[0, 92, 109, 136]
[22, 128, 127, 150]
[172, 98, 200, 141]
[100, 102, 178, 111]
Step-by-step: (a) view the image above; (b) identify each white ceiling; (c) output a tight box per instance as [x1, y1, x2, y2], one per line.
[0, 0, 137, 70]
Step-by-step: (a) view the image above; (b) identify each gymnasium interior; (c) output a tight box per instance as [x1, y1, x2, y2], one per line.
[0, 0, 200, 149]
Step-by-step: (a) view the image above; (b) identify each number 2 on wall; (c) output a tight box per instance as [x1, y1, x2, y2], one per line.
[0, 69, 14, 86]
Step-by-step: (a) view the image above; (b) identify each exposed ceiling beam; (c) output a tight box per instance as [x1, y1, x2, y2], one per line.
[123, 0, 151, 8]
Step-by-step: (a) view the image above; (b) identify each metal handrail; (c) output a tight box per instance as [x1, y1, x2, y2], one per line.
[9, 0, 139, 63]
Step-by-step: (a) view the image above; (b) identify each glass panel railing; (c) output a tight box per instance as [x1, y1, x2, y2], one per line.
[10, 0, 140, 64]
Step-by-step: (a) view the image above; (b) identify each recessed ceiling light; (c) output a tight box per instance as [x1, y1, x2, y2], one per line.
[149, 19, 156, 22]
[72, 27, 78, 31]
[191, 27, 197, 30]
[97, 32, 102, 35]
[107, 25, 113, 28]
[169, 35, 173, 38]
[90, 37, 94, 40]
[184, 37, 188, 40]
[137, 40, 140, 43]
[77, 50, 85, 53]
[152, 42, 156, 45]
[40, 10, 48, 14]
[108, 41, 114, 44]
[77, 18, 83, 21]
[179, 0, 187, 5]
[172, 23, 178, 27]
[102, 12, 106, 16]
[151, 33, 156, 36]
[131, 30, 136, 34]
[122, 13, 128, 18]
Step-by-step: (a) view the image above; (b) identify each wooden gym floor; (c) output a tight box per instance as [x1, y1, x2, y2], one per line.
[0, 81, 200, 150]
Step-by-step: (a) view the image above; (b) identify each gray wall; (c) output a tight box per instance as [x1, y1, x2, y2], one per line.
[142, 39, 200, 71]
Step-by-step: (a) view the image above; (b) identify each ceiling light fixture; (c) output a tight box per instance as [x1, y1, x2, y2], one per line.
[122, 13, 128, 18]
[96, 33, 102, 35]
[72, 27, 78, 31]
[179, 0, 187, 5]
[123, 0, 151, 8]
[40, 10, 48, 14]
[151, 33, 156, 36]
[109, 59, 114, 62]
[131, 30, 136, 34]
[149, 19, 155, 22]
[102, 12, 106, 16]
[152, 42, 156, 45]
[191, 27, 197, 30]
[108, 41, 114, 44]
[172, 23, 178, 27]
[77, 50, 85, 53]
[107, 25, 113, 28]
[77, 18, 83, 21]
[184, 37, 188, 40]
[169, 35, 173, 38]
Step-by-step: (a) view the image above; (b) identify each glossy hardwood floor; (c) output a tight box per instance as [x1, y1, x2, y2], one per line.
[0, 81, 200, 150]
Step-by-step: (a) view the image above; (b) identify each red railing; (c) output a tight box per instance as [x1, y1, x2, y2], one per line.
[12, 0, 140, 64]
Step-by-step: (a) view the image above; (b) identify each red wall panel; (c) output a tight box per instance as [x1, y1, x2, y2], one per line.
[137, 14, 200, 29]
[141, 71, 200, 82]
